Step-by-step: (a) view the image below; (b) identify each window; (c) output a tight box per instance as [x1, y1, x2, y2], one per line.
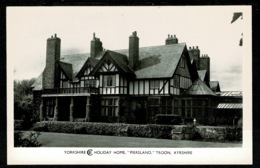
[181, 100, 185, 106]
[148, 97, 160, 116]
[101, 98, 118, 117]
[186, 108, 191, 118]
[174, 99, 179, 106]
[85, 80, 96, 87]
[161, 97, 172, 114]
[150, 80, 160, 89]
[46, 99, 55, 117]
[103, 75, 116, 87]
[187, 100, 191, 106]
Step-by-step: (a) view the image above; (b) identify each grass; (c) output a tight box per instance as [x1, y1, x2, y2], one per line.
[32, 131, 242, 148]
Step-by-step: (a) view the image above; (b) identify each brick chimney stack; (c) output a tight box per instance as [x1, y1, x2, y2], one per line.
[90, 33, 103, 58]
[166, 34, 178, 45]
[129, 31, 139, 70]
[200, 54, 210, 82]
[188, 46, 200, 70]
[42, 34, 61, 89]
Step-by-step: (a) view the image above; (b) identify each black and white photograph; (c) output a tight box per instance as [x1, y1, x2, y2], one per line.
[7, 6, 252, 165]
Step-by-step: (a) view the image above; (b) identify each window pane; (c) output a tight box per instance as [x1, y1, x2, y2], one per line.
[181, 100, 185, 106]
[150, 80, 159, 89]
[174, 99, 178, 106]
[187, 100, 191, 106]
[181, 108, 185, 117]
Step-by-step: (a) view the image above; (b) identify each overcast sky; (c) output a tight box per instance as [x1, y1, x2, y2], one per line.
[7, 6, 251, 91]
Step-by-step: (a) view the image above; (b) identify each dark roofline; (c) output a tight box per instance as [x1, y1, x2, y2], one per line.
[114, 42, 187, 52]
[89, 50, 135, 77]
[59, 61, 73, 80]
[75, 57, 100, 78]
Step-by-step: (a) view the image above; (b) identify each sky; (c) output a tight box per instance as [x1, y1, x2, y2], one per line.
[7, 6, 251, 91]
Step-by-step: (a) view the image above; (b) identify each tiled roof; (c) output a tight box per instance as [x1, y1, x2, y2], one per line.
[115, 43, 186, 78]
[32, 43, 186, 89]
[76, 57, 100, 78]
[106, 50, 134, 74]
[59, 51, 104, 79]
[209, 81, 220, 92]
[217, 103, 242, 109]
[31, 72, 42, 91]
[59, 61, 73, 80]
[198, 70, 207, 81]
[88, 57, 100, 67]
[186, 79, 216, 96]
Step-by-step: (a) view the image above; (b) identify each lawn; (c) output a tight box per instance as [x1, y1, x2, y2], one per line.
[29, 131, 242, 148]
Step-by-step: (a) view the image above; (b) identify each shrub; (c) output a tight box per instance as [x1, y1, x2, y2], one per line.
[183, 124, 202, 140]
[14, 131, 41, 147]
[14, 120, 23, 130]
[128, 124, 152, 138]
[155, 114, 182, 125]
[74, 125, 86, 134]
[128, 124, 173, 139]
[149, 124, 173, 139]
[225, 127, 242, 142]
[32, 122, 49, 132]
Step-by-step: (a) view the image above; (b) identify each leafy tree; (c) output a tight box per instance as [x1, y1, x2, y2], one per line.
[14, 78, 37, 129]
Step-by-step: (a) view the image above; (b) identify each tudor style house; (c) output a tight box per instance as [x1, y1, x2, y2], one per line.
[31, 32, 242, 126]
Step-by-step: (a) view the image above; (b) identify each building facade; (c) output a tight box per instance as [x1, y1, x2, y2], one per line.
[31, 32, 242, 126]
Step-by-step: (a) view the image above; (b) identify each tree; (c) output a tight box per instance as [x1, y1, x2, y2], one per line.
[14, 78, 37, 129]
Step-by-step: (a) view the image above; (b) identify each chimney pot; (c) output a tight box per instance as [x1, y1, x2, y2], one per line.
[174, 34, 176, 38]
[54, 34, 57, 37]
[196, 46, 198, 49]
[168, 34, 170, 38]
[51, 35, 53, 38]
[171, 35, 173, 38]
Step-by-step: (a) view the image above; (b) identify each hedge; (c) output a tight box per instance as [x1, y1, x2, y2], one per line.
[32, 121, 242, 142]
[33, 121, 174, 139]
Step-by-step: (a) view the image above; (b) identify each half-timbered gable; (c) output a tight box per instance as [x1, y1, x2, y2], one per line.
[76, 57, 99, 89]
[59, 61, 73, 88]
[115, 43, 192, 96]
[90, 50, 135, 95]
[172, 48, 193, 93]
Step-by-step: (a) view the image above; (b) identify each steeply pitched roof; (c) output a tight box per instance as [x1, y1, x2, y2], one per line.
[186, 79, 216, 96]
[59, 51, 104, 79]
[88, 57, 100, 67]
[209, 81, 221, 92]
[90, 50, 135, 76]
[31, 72, 42, 91]
[106, 50, 134, 73]
[198, 70, 207, 81]
[59, 61, 73, 80]
[115, 43, 186, 79]
[76, 57, 100, 78]
[32, 43, 187, 89]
